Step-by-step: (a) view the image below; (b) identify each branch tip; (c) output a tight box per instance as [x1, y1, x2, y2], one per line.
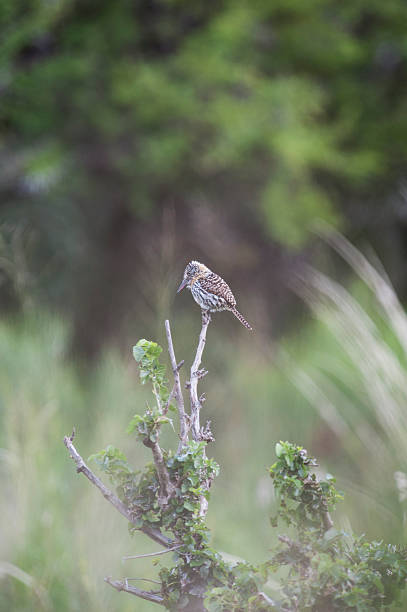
[176, 359, 184, 372]
[63, 433, 173, 548]
[105, 576, 164, 605]
[165, 319, 189, 452]
[189, 316, 211, 443]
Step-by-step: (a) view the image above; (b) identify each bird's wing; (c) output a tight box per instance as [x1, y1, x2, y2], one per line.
[199, 273, 237, 308]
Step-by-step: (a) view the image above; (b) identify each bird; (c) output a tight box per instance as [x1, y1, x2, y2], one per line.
[177, 261, 253, 330]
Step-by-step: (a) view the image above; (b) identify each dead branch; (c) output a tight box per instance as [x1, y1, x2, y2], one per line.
[143, 434, 175, 504]
[125, 577, 162, 585]
[104, 576, 164, 605]
[123, 545, 181, 560]
[322, 511, 334, 531]
[63, 431, 172, 548]
[186, 312, 214, 520]
[140, 526, 173, 548]
[257, 592, 276, 606]
[163, 383, 176, 415]
[63, 431, 132, 519]
[165, 319, 189, 451]
[189, 312, 211, 441]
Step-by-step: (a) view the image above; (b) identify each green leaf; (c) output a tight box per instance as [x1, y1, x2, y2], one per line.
[183, 501, 196, 512]
[127, 414, 144, 433]
[133, 344, 145, 362]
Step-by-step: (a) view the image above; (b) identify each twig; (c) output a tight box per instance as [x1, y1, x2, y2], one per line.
[144, 438, 175, 504]
[63, 431, 172, 548]
[140, 526, 173, 548]
[189, 312, 211, 441]
[257, 592, 276, 606]
[125, 577, 162, 585]
[163, 383, 176, 415]
[64, 431, 133, 520]
[104, 576, 164, 605]
[123, 545, 181, 560]
[322, 511, 334, 531]
[278, 534, 294, 546]
[165, 320, 189, 452]
[187, 312, 214, 519]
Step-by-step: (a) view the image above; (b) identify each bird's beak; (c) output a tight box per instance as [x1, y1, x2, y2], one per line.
[177, 278, 188, 293]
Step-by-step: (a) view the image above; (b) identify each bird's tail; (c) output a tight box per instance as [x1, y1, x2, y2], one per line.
[231, 308, 253, 331]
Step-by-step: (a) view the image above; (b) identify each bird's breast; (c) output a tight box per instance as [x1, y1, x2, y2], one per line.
[191, 280, 228, 311]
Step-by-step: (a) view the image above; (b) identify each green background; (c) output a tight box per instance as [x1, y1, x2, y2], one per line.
[1, 1, 407, 609]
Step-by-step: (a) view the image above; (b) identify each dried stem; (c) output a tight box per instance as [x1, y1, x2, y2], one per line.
[144, 437, 175, 504]
[63, 431, 133, 519]
[257, 592, 276, 606]
[125, 577, 162, 585]
[104, 576, 164, 606]
[322, 511, 334, 531]
[189, 312, 211, 441]
[63, 431, 172, 548]
[165, 319, 189, 452]
[123, 545, 181, 560]
[163, 383, 176, 415]
[188, 311, 214, 519]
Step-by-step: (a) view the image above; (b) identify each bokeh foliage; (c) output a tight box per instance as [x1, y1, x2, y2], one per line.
[1, 0, 407, 351]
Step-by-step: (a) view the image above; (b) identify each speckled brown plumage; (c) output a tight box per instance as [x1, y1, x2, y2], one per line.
[177, 261, 253, 330]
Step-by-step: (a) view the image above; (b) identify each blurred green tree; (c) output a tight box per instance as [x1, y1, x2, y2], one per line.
[1, 0, 407, 350]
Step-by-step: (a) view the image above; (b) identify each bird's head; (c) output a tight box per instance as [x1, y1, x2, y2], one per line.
[177, 261, 210, 293]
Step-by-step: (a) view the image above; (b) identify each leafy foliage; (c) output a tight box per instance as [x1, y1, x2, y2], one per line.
[270, 443, 407, 612]
[88, 339, 407, 611]
[270, 440, 342, 536]
[133, 339, 171, 407]
[127, 339, 174, 445]
[204, 562, 273, 612]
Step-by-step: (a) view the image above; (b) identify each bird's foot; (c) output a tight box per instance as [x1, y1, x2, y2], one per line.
[195, 368, 208, 380]
[201, 310, 211, 324]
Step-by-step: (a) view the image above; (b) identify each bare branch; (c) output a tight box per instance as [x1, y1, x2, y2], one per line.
[125, 577, 162, 585]
[189, 312, 211, 441]
[186, 312, 215, 520]
[176, 359, 185, 371]
[278, 534, 294, 546]
[257, 592, 276, 606]
[63, 431, 172, 548]
[163, 383, 176, 415]
[104, 576, 164, 605]
[322, 511, 334, 531]
[143, 437, 175, 504]
[165, 319, 189, 452]
[123, 545, 181, 560]
[64, 432, 133, 520]
[140, 526, 173, 548]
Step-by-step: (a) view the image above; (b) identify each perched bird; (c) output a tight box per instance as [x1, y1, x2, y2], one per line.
[177, 261, 253, 330]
